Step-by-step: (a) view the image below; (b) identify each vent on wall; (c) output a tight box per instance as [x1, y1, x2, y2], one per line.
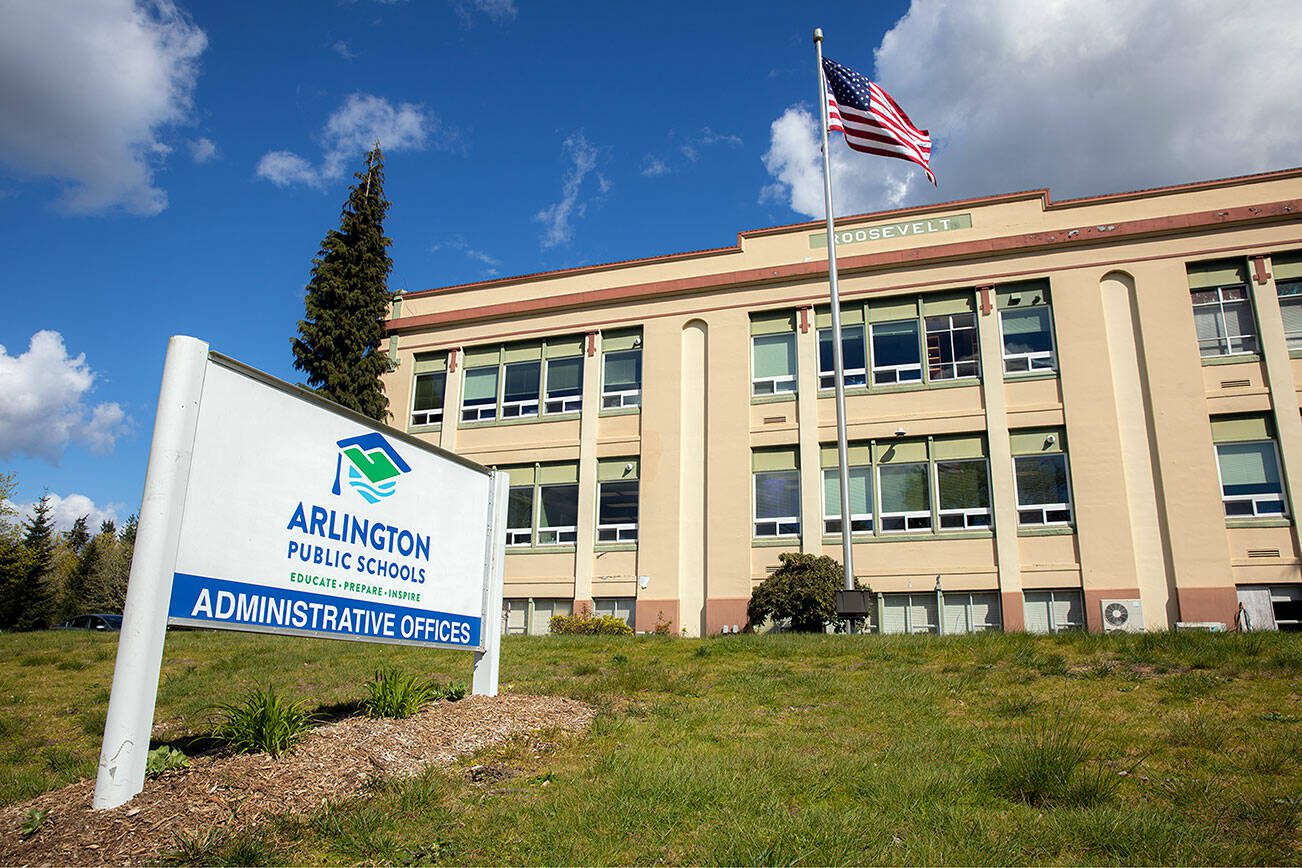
[1220, 378, 1251, 388]
[1248, 549, 1281, 558]
[763, 415, 787, 424]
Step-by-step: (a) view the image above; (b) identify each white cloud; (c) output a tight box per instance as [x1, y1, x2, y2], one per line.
[453, 0, 518, 26]
[187, 137, 217, 163]
[257, 93, 443, 189]
[331, 40, 357, 60]
[432, 236, 502, 276]
[0, 331, 130, 463]
[11, 493, 123, 535]
[0, 0, 207, 216]
[645, 127, 743, 177]
[641, 156, 669, 178]
[534, 132, 607, 249]
[763, 0, 1302, 218]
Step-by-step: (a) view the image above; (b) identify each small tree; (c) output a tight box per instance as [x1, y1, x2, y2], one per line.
[12, 493, 56, 630]
[746, 552, 858, 633]
[291, 142, 395, 421]
[65, 516, 90, 554]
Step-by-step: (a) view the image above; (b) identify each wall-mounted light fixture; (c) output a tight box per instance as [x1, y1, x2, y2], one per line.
[638, 574, 649, 590]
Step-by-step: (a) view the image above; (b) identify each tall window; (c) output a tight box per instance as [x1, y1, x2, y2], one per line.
[925, 313, 979, 380]
[823, 455, 872, 534]
[601, 329, 642, 409]
[936, 459, 991, 529]
[1011, 429, 1073, 526]
[461, 366, 498, 421]
[870, 319, 922, 385]
[878, 455, 931, 531]
[1279, 280, 1302, 351]
[753, 448, 800, 537]
[500, 464, 580, 548]
[1188, 260, 1256, 357]
[501, 360, 540, 418]
[409, 352, 446, 427]
[816, 306, 867, 389]
[1212, 415, 1287, 518]
[597, 459, 639, 542]
[998, 282, 1056, 374]
[751, 311, 798, 396]
[544, 355, 583, 414]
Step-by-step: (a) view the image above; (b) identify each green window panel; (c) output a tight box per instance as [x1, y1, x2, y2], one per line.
[750, 310, 797, 335]
[1187, 259, 1249, 289]
[412, 352, 446, 374]
[752, 333, 797, 380]
[601, 329, 641, 352]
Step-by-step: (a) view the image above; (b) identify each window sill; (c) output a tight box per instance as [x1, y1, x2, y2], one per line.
[752, 536, 800, 547]
[822, 530, 993, 544]
[1017, 525, 1075, 536]
[1226, 517, 1292, 528]
[505, 546, 578, 555]
[750, 393, 798, 405]
[817, 377, 981, 397]
[460, 412, 581, 430]
[1003, 370, 1059, 382]
[407, 423, 442, 435]
[599, 406, 641, 417]
[1200, 353, 1262, 367]
[595, 543, 638, 553]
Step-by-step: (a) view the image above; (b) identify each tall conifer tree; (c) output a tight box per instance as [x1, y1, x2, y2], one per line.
[13, 494, 55, 630]
[292, 143, 394, 421]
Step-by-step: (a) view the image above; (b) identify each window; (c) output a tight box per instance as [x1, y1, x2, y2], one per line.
[1188, 259, 1257, 357]
[505, 598, 574, 635]
[461, 366, 498, 421]
[1236, 585, 1301, 632]
[506, 486, 534, 546]
[878, 461, 931, 532]
[1011, 430, 1072, 526]
[870, 319, 922, 384]
[925, 313, 979, 380]
[936, 459, 991, 529]
[500, 464, 579, 547]
[998, 281, 1056, 373]
[409, 353, 447, 427]
[816, 306, 868, 389]
[942, 592, 1001, 634]
[1212, 415, 1287, 518]
[1022, 589, 1084, 633]
[601, 329, 642, 409]
[597, 458, 639, 543]
[881, 593, 938, 634]
[753, 448, 800, 537]
[751, 311, 798, 396]
[594, 597, 636, 629]
[545, 355, 583, 414]
[823, 464, 872, 534]
[1279, 280, 1302, 351]
[501, 360, 540, 418]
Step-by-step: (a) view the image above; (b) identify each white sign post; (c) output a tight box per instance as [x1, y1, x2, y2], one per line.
[94, 336, 507, 810]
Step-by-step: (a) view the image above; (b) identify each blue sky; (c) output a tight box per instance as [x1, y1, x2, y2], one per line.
[1, 0, 1299, 528]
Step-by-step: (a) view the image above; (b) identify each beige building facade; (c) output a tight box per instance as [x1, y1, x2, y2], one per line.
[382, 169, 1302, 637]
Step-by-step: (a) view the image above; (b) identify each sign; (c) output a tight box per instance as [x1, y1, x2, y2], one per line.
[166, 358, 494, 649]
[94, 337, 508, 811]
[809, 212, 972, 249]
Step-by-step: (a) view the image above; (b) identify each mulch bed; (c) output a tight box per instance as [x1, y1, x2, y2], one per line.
[0, 693, 593, 866]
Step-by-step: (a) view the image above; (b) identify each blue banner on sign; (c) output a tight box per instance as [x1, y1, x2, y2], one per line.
[168, 573, 482, 648]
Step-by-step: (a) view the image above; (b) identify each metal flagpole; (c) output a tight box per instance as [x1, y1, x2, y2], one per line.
[813, 28, 856, 599]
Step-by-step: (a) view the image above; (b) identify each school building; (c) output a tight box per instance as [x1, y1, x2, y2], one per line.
[381, 168, 1302, 637]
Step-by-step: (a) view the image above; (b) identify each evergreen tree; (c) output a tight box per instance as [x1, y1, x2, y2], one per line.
[66, 516, 90, 554]
[291, 142, 395, 421]
[0, 472, 34, 628]
[120, 513, 138, 546]
[99, 519, 116, 537]
[12, 493, 56, 630]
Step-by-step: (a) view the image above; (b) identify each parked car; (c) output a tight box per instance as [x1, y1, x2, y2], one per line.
[56, 614, 123, 631]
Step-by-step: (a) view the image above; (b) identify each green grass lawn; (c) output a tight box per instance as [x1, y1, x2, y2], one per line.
[1, 628, 1299, 865]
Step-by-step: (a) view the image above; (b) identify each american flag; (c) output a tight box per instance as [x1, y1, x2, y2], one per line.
[822, 56, 935, 185]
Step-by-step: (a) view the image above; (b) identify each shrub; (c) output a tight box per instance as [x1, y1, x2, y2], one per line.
[362, 666, 441, 719]
[746, 552, 858, 632]
[216, 686, 319, 757]
[145, 745, 190, 777]
[442, 680, 467, 702]
[549, 612, 634, 635]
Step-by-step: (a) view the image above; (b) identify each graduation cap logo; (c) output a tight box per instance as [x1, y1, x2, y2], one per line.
[331, 433, 412, 504]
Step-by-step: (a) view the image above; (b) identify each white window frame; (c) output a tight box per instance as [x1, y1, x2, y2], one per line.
[1026, 589, 1084, 633]
[1192, 284, 1258, 357]
[543, 356, 583, 415]
[409, 371, 445, 427]
[535, 481, 579, 546]
[753, 470, 800, 538]
[596, 478, 639, 543]
[1214, 439, 1288, 518]
[999, 305, 1058, 374]
[500, 360, 541, 419]
[924, 313, 980, 381]
[942, 591, 1002, 634]
[461, 367, 499, 422]
[1277, 280, 1302, 350]
[601, 348, 642, 409]
[1013, 453, 1074, 526]
[934, 458, 992, 530]
[817, 325, 868, 390]
[505, 485, 534, 548]
[751, 333, 798, 396]
[869, 319, 923, 385]
[821, 466, 873, 535]
[876, 462, 932, 533]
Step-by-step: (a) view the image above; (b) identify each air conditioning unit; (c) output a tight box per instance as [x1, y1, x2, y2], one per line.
[1101, 599, 1145, 633]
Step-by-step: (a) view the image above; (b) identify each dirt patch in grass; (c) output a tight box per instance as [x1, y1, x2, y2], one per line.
[0, 693, 592, 867]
